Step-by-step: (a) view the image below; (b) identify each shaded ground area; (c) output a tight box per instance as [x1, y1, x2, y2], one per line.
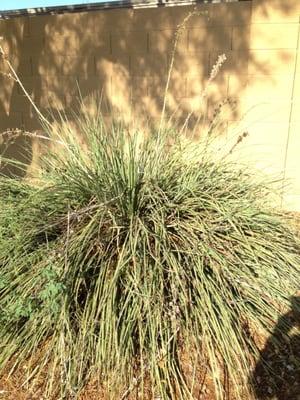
[251, 296, 300, 400]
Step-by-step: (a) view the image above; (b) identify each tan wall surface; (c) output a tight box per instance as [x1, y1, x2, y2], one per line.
[0, 0, 300, 210]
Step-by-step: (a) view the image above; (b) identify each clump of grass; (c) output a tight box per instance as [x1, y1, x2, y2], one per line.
[0, 114, 300, 400]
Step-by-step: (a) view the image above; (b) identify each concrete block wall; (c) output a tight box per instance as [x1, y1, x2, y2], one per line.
[0, 0, 300, 210]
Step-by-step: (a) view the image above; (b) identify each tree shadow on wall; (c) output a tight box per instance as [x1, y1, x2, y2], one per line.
[251, 296, 300, 400]
[0, 17, 45, 177]
[0, 0, 298, 175]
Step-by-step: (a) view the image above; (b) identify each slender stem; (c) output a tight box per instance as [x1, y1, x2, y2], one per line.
[0, 129, 66, 146]
[159, 11, 196, 135]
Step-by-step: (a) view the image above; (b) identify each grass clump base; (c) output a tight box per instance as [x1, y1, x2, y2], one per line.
[0, 115, 300, 400]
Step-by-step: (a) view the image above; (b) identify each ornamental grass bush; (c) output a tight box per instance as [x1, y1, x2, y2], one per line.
[0, 114, 300, 400]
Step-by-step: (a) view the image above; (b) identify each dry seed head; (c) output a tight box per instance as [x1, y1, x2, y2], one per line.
[228, 131, 249, 155]
[209, 54, 227, 83]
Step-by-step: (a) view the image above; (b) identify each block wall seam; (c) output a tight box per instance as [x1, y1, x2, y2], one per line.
[109, 32, 112, 54]
[146, 32, 150, 53]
